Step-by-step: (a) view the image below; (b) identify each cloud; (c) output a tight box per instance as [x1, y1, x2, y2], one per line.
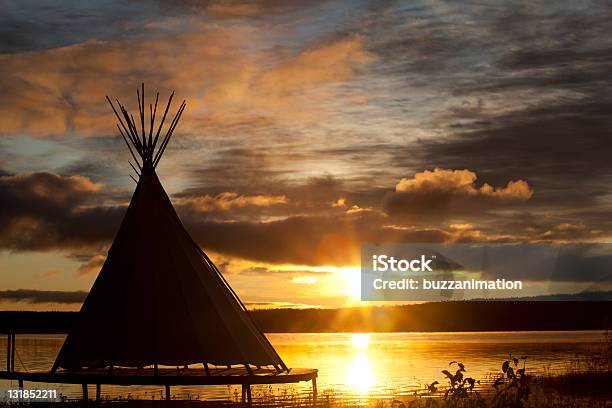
[0, 171, 101, 204]
[76, 254, 106, 275]
[179, 170, 362, 221]
[0, 170, 374, 264]
[0, 170, 379, 264]
[331, 198, 346, 208]
[0, 169, 558, 266]
[176, 192, 287, 213]
[182, 210, 513, 266]
[0, 172, 122, 252]
[256, 34, 371, 91]
[384, 169, 533, 222]
[292, 275, 318, 284]
[205, 2, 261, 17]
[0, 1, 158, 54]
[0, 167, 603, 268]
[243, 301, 321, 309]
[0, 20, 370, 137]
[0, 289, 87, 304]
[184, 213, 378, 266]
[395, 168, 532, 199]
[419, 98, 612, 209]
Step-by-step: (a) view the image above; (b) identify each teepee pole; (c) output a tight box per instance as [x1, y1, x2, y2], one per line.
[117, 125, 142, 170]
[129, 161, 141, 178]
[107, 97, 141, 156]
[153, 100, 185, 165]
[153, 101, 186, 167]
[148, 92, 159, 150]
[151, 91, 174, 154]
[123, 109, 142, 152]
[137, 84, 146, 150]
[119, 105, 143, 154]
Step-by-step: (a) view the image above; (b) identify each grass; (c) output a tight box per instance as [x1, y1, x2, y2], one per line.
[21, 366, 610, 408]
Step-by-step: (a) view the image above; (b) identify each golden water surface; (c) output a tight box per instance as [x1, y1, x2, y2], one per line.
[0, 331, 604, 401]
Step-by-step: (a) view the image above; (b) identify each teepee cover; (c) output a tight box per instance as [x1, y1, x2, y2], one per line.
[53, 85, 286, 371]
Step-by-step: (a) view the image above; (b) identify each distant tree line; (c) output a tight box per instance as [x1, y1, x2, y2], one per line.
[1, 301, 610, 333]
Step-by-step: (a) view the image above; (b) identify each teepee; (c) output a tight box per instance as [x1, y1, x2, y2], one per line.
[52, 85, 287, 373]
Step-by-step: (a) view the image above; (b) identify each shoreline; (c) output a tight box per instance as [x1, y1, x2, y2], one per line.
[2, 301, 610, 333]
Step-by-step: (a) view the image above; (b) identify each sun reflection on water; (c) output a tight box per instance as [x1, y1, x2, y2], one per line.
[351, 333, 370, 349]
[346, 352, 375, 392]
[346, 334, 374, 393]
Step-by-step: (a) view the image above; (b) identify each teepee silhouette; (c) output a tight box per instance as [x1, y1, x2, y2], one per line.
[52, 85, 287, 373]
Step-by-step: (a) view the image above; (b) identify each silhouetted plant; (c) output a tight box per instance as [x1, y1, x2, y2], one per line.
[417, 361, 485, 407]
[440, 361, 479, 401]
[491, 354, 529, 408]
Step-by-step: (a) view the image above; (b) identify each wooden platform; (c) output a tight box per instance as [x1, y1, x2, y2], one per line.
[0, 366, 317, 386]
[0, 367, 318, 402]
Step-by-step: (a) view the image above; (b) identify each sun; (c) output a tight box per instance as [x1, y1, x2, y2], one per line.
[302, 266, 362, 304]
[339, 267, 361, 300]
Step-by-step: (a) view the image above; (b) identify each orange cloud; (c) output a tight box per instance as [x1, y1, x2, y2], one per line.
[0, 23, 370, 137]
[76, 254, 106, 275]
[176, 192, 288, 212]
[331, 198, 347, 208]
[206, 2, 261, 17]
[385, 168, 533, 222]
[395, 168, 533, 200]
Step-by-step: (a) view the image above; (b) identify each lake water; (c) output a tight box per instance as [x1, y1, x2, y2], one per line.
[0, 331, 606, 402]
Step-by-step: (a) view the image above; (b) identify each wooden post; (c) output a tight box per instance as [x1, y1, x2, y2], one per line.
[204, 362, 211, 376]
[154, 363, 159, 376]
[10, 333, 15, 371]
[241, 384, 246, 404]
[6, 333, 10, 372]
[246, 384, 252, 404]
[96, 384, 101, 401]
[312, 377, 318, 406]
[82, 384, 88, 401]
[18, 379, 23, 389]
[165, 385, 170, 401]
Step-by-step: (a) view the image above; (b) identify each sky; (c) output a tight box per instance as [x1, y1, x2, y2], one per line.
[1, 0, 612, 310]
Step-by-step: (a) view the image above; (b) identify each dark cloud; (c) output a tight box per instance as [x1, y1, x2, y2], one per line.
[0, 1, 157, 53]
[417, 98, 612, 213]
[361, 1, 612, 235]
[0, 289, 87, 304]
[0, 172, 123, 251]
[0, 171, 455, 265]
[0, 169, 602, 267]
[185, 213, 381, 266]
[183, 212, 496, 266]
